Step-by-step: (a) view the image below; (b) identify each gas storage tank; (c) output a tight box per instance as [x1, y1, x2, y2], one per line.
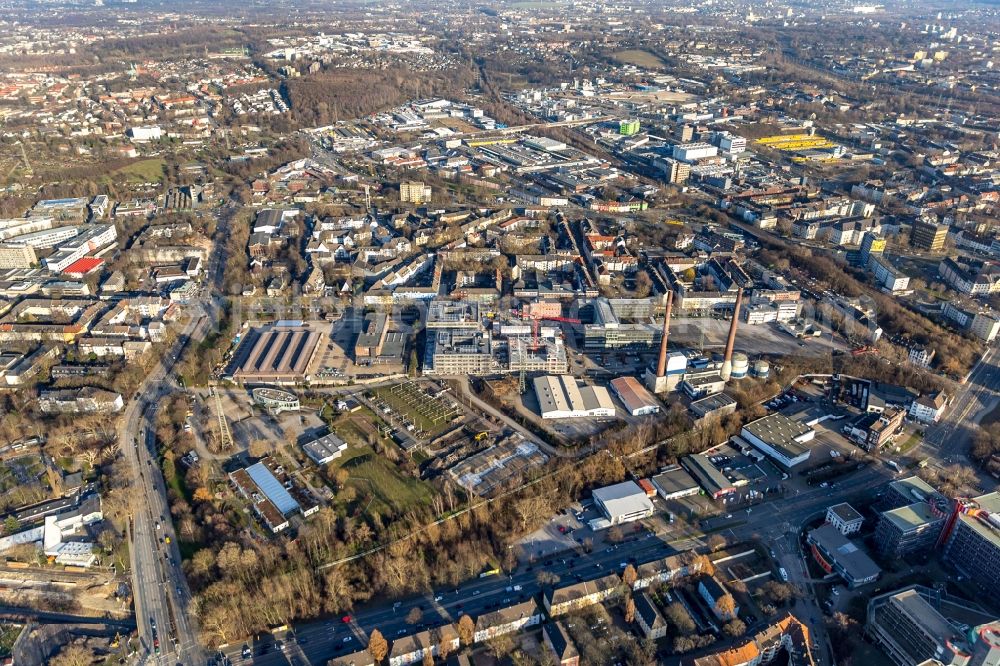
[731, 352, 749, 379]
[752, 359, 770, 378]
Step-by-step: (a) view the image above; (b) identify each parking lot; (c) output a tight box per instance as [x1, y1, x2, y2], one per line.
[515, 501, 658, 562]
[669, 317, 851, 357]
[313, 313, 407, 381]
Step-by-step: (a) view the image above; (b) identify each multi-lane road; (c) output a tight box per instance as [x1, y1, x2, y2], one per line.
[121, 313, 207, 666]
[121, 206, 234, 665]
[922, 345, 1000, 458]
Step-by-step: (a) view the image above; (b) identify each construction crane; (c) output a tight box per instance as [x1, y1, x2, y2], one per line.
[519, 311, 581, 351]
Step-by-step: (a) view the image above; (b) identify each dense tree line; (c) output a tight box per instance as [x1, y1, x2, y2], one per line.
[756, 238, 979, 378]
[282, 65, 476, 128]
[175, 408, 744, 646]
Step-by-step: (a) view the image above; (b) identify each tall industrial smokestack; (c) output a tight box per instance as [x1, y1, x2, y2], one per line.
[656, 291, 674, 378]
[720, 287, 744, 382]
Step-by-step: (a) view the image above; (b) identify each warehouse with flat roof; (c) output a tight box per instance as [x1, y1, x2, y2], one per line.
[740, 413, 816, 468]
[533, 375, 616, 419]
[229, 321, 325, 385]
[682, 453, 736, 499]
[651, 465, 700, 500]
[301, 432, 349, 465]
[592, 481, 654, 525]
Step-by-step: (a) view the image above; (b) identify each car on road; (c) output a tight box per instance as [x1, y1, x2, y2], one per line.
[341, 615, 352, 623]
[343, 636, 353, 643]
[241, 645, 251, 659]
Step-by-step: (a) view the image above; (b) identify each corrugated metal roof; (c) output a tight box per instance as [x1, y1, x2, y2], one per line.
[246, 462, 299, 515]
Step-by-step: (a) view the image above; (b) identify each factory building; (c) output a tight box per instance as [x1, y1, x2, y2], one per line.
[533, 375, 615, 419]
[688, 392, 738, 426]
[651, 465, 700, 501]
[609, 376, 660, 416]
[229, 321, 325, 385]
[584, 297, 661, 350]
[672, 142, 719, 162]
[682, 453, 737, 500]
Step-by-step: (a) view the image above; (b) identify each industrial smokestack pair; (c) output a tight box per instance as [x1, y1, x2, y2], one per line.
[720, 288, 744, 382]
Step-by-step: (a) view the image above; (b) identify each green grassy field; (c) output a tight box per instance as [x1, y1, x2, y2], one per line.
[613, 49, 666, 69]
[333, 446, 437, 515]
[112, 158, 165, 183]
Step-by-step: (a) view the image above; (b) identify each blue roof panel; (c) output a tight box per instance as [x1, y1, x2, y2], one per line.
[246, 462, 300, 515]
